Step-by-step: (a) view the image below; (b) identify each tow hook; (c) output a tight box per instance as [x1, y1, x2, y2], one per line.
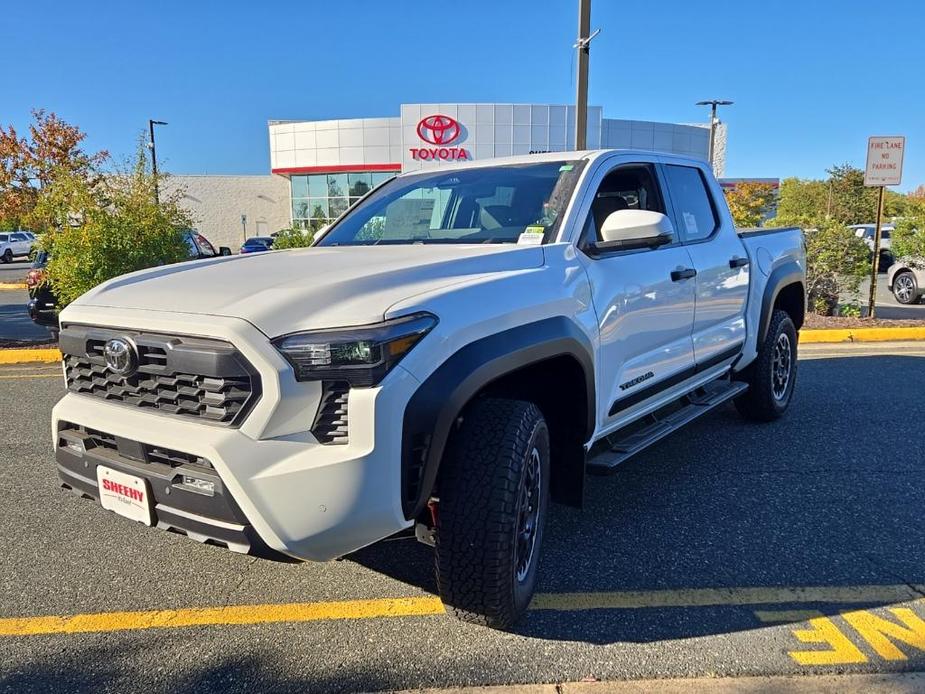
[414, 497, 439, 547]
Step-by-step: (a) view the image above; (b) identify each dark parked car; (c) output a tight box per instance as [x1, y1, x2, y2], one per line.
[239, 236, 274, 254]
[27, 230, 231, 337]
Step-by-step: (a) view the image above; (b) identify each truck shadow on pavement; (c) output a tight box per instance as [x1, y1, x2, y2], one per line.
[350, 354, 925, 643]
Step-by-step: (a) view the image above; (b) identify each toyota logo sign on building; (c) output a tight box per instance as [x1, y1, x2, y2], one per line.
[411, 114, 469, 162]
[416, 115, 460, 145]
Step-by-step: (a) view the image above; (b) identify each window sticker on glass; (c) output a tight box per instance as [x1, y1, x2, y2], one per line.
[518, 225, 545, 245]
[683, 212, 699, 236]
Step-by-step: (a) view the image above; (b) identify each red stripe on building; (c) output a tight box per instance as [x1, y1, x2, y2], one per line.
[271, 163, 402, 175]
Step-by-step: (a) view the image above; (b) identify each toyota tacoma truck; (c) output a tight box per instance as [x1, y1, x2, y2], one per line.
[52, 150, 805, 629]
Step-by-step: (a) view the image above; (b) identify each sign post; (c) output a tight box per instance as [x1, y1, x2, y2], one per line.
[864, 136, 905, 318]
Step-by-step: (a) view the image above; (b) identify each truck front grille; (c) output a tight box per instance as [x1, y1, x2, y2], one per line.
[60, 325, 261, 427]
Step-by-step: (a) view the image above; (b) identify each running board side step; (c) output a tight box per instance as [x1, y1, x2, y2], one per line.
[587, 379, 749, 475]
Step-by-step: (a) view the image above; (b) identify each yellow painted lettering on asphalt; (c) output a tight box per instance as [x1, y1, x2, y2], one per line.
[755, 610, 867, 665]
[842, 608, 925, 661]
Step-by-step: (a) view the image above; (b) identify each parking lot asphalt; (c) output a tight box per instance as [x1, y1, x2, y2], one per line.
[0, 260, 30, 283]
[0, 288, 52, 342]
[1, 342, 925, 693]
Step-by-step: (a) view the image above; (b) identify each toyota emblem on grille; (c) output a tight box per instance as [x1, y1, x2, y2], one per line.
[103, 337, 137, 377]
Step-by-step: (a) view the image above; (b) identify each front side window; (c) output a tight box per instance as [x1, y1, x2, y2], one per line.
[583, 164, 666, 244]
[663, 165, 718, 242]
[317, 161, 585, 246]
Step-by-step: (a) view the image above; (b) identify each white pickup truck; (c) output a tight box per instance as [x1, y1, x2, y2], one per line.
[52, 150, 805, 629]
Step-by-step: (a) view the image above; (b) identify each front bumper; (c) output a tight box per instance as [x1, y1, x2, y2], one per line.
[51, 305, 419, 561]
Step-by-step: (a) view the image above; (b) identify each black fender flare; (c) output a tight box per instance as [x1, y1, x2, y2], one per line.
[400, 316, 596, 520]
[757, 261, 805, 345]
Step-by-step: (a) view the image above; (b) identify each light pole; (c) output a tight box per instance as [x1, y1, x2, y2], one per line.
[148, 119, 168, 203]
[695, 100, 733, 171]
[573, 0, 599, 150]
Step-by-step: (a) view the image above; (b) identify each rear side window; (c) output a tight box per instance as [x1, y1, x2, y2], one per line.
[664, 165, 718, 242]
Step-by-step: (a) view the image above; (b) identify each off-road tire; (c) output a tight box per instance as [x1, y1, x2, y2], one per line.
[435, 398, 550, 630]
[735, 309, 798, 421]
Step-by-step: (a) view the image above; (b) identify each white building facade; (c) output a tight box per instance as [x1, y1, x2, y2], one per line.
[268, 103, 719, 230]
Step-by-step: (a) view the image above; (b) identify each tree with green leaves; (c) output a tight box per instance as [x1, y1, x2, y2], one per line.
[272, 226, 314, 249]
[36, 140, 191, 308]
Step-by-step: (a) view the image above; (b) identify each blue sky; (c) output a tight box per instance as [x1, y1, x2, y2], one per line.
[4, 0, 922, 189]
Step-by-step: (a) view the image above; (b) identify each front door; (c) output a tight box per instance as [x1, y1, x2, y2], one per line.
[577, 161, 697, 427]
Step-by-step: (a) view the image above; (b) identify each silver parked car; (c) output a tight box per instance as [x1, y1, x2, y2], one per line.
[887, 259, 925, 305]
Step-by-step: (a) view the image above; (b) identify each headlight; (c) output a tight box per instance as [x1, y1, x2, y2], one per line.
[272, 312, 437, 386]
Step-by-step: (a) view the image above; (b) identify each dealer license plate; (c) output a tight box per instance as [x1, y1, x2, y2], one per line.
[96, 465, 153, 526]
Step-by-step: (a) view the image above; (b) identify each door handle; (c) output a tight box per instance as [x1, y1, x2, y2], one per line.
[671, 267, 697, 281]
[729, 256, 750, 269]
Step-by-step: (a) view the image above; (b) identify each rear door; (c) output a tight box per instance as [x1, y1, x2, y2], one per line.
[575, 157, 697, 426]
[661, 162, 749, 365]
[10, 233, 30, 255]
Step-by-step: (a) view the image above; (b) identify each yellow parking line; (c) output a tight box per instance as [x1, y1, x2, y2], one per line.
[0, 596, 446, 636]
[0, 373, 59, 379]
[1, 584, 921, 638]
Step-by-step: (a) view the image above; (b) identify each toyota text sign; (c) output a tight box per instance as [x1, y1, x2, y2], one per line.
[864, 136, 905, 187]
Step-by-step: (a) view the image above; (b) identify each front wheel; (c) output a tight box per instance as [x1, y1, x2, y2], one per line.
[435, 398, 550, 630]
[1, 249, 11, 263]
[892, 271, 919, 305]
[735, 310, 798, 421]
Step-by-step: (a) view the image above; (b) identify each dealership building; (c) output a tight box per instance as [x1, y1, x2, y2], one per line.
[267, 103, 724, 230]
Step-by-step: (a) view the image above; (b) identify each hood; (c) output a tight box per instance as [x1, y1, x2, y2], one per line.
[72, 244, 544, 337]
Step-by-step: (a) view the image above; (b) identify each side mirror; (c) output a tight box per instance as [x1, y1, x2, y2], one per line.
[219, 246, 232, 256]
[595, 210, 674, 252]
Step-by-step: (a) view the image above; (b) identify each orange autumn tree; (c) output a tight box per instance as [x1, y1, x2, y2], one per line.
[723, 181, 778, 228]
[0, 110, 107, 231]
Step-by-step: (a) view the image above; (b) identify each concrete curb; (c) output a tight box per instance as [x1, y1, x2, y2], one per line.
[0, 282, 27, 290]
[0, 348, 61, 364]
[398, 672, 925, 693]
[800, 327, 925, 343]
[0, 328, 924, 364]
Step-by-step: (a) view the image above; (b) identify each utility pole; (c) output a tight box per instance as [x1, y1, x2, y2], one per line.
[695, 100, 733, 172]
[148, 119, 168, 203]
[574, 0, 599, 150]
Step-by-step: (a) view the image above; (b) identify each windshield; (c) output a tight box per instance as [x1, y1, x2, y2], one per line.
[316, 161, 585, 246]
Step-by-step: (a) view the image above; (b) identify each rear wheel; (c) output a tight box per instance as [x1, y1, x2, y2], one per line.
[435, 398, 550, 630]
[735, 310, 798, 421]
[892, 271, 919, 305]
[1, 249, 11, 263]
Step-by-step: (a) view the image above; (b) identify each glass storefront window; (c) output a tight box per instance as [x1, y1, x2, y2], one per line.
[308, 198, 329, 219]
[329, 197, 348, 218]
[290, 176, 310, 198]
[308, 174, 328, 198]
[327, 174, 347, 198]
[348, 173, 372, 198]
[292, 199, 310, 219]
[371, 172, 393, 187]
[290, 170, 399, 228]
